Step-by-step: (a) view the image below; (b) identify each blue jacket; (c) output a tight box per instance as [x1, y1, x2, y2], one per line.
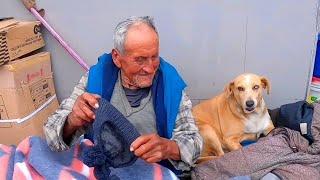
[86, 53, 186, 139]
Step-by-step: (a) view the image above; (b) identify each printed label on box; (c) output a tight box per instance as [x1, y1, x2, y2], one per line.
[10, 34, 43, 57]
[29, 79, 51, 109]
[26, 68, 44, 83]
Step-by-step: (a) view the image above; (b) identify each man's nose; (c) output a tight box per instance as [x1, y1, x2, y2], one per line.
[142, 59, 155, 73]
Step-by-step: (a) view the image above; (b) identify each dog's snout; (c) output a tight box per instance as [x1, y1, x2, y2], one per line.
[246, 100, 254, 107]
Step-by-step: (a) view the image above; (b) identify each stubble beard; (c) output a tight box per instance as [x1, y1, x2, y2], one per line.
[132, 74, 154, 88]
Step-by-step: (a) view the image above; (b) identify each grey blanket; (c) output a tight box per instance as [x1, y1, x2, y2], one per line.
[191, 101, 320, 180]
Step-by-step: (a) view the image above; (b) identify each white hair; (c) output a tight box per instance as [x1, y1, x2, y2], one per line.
[113, 16, 158, 54]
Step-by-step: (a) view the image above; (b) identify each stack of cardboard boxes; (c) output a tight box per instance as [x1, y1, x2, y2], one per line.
[0, 18, 59, 145]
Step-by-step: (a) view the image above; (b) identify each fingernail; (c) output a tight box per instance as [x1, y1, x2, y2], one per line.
[130, 147, 134, 151]
[95, 103, 99, 109]
[93, 115, 96, 119]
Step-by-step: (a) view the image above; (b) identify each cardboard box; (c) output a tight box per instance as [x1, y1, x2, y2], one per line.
[0, 18, 45, 66]
[0, 52, 58, 145]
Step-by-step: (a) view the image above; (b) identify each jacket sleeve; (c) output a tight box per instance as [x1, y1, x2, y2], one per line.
[169, 90, 203, 171]
[43, 72, 89, 151]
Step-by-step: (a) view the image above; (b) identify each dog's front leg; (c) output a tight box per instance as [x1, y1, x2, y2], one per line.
[196, 156, 219, 164]
[223, 135, 242, 151]
[241, 133, 257, 141]
[262, 120, 275, 136]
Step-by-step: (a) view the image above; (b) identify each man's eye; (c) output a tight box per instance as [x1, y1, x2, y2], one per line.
[253, 85, 259, 90]
[151, 55, 159, 60]
[135, 57, 145, 63]
[238, 87, 244, 91]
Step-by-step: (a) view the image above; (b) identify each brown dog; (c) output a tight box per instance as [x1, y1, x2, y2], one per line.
[193, 73, 274, 163]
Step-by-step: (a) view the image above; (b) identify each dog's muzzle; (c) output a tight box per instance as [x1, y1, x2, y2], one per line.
[245, 100, 255, 112]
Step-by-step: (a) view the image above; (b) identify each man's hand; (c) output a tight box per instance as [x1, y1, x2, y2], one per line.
[130, 133, 181, 163]
[63, 92, 100, 139]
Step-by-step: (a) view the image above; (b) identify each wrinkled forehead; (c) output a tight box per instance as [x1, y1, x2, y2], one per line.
[233, 74, 261, 87]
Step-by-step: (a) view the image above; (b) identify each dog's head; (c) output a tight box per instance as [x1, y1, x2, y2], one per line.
[224, 73, 271, 114]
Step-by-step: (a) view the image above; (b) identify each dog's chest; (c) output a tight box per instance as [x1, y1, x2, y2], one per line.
[243, 112, 270, 134]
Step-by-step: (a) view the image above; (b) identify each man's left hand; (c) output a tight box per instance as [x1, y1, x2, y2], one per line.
[130, 133, 181, 163]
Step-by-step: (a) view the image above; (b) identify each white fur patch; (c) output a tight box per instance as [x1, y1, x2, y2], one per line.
[244, 75, 251, 85]
[243, 100, 270, 135]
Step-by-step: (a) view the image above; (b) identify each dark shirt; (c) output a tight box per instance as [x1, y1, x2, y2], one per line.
[123, 86, 150, 107]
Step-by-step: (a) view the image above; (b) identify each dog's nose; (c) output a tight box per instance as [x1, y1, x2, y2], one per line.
[246, 100, 254, 107]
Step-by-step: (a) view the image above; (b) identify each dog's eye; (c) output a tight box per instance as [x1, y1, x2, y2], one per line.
[238, 87, 244, 91]
[253, 85, 259, 90]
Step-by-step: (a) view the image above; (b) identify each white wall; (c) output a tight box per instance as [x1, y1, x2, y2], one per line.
[1, 0, 319, 109]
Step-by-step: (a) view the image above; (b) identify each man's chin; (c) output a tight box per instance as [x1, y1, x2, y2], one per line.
[134, 75, 154, 88]
[137, 83, 152, 88]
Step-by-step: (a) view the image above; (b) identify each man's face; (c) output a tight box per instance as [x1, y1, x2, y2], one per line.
[112, 24, 159, 89]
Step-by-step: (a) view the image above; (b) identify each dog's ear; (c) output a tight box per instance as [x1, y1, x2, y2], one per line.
[260, 76, 271, 95]
[224, 81, 234, 97]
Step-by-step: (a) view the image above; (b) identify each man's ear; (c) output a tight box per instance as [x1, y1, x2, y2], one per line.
[224, 81, 234, 97]
[111, 48, 121, 68]
[260, 76, 271, 95]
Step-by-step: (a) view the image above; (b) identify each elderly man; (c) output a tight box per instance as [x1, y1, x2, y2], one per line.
[44, 16, 203, 173]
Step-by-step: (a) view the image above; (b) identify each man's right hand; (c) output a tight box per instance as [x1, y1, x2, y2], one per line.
[63, 92, 100, 140]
